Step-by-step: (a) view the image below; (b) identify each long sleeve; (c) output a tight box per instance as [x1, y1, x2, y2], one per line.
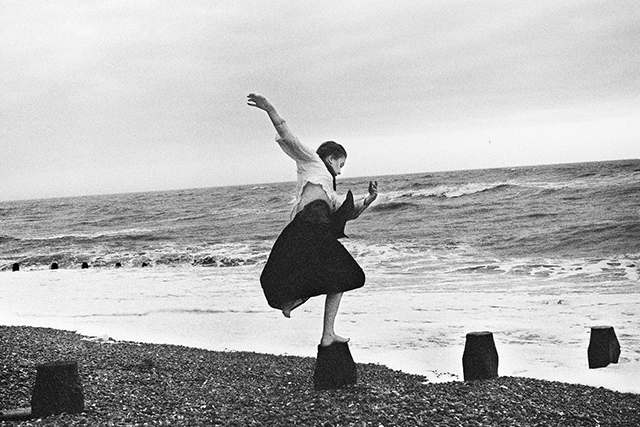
[274, 122, 317, 163]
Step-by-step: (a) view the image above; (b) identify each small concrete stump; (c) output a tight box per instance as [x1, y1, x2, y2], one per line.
[12, 263, 20, 272]
[588, 326, 621, 369]
[81, 262, 89, 269]
[31, 361, 84, 418]
[313, 342, 357, 390]
[50, 263, 59, 270]
[463, 331, 499, 381]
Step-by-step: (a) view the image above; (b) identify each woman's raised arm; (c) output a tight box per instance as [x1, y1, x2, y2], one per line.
[247, 93, 286, 129]
[248, 93, 315, 162]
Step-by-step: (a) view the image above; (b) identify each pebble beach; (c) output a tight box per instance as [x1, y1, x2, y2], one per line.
[1, 325, 639, 426]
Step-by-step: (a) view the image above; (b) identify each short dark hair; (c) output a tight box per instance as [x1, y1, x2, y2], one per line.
[316, 141, 347, 161]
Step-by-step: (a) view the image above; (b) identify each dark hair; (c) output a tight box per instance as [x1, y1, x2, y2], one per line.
[316, 141, 347, 161]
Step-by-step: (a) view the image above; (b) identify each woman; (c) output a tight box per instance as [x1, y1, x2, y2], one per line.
[248, 93, 378, 347]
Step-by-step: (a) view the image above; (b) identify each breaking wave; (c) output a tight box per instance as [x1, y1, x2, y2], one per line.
[388, 182, 517, 201]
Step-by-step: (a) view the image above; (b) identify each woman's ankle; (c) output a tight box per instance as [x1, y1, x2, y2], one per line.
[320, 333, 349, 347]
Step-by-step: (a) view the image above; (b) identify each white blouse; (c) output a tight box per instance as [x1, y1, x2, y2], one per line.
[274, 122, 339, 219]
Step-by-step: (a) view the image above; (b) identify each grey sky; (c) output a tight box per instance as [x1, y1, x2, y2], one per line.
[1, 0, 638, 201]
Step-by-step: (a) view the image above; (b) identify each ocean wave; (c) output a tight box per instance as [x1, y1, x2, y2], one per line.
[545, 222, 640, 257]
[192, 255, 260, 267]
[425, 182, 514, 198]
[521, 212, 560, 219]
[1, 242, 271, 271]
[266, 196, 285, 204]
[22, 228, 162, 244]
[577, 172, 597, 178]
[520, 172, 638, 194]
[615, 183, 640, 198]
[384, 182, 516, 202]
[369, 201, 418, 212]
[0, 234, 20, 243]
[451, 257, 640, 282]
[409, 180, 441, 189]
[169, 214, 209, 222]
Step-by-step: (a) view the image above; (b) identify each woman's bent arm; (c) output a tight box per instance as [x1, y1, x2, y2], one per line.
[352, 180, 378, 219]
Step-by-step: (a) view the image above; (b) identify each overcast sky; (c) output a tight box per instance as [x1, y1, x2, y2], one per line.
[1, 1, 638, 201]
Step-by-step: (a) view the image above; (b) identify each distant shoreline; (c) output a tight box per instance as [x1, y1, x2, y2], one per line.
[1, 325, 639, 426]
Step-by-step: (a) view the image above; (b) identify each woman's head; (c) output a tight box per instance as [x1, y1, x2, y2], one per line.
[316, 141, 347, 176]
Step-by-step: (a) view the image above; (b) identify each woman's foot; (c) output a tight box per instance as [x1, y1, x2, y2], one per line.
[281, 298, 308, 318]
[320, 333, 350, 347]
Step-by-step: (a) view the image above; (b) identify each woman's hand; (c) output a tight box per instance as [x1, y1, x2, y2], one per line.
[365, 180, 378, 206]
[247, 93, 274, 112]
[352, 181, 378, 220]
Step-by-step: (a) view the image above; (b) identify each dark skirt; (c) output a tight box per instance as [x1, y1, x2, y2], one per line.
[260, 198, 365, 310]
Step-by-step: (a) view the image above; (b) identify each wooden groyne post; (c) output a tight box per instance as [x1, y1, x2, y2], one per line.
[31, 361, 84, 418]
[313, 342, 357, 390]
[463, 331, 499, 381]
[588, 326, 621, 369]
[1, 360, 84, 421]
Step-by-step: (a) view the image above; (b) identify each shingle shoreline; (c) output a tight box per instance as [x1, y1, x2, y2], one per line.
[1, 325, 639, 426]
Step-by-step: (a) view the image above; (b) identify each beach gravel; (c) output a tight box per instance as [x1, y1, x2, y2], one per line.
[1, 326, 639, 426]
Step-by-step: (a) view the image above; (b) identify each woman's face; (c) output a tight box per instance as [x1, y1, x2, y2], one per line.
[326, 155, 346, 176]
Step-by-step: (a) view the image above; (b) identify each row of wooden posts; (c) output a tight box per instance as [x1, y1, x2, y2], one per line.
[12, 262, 91, 271]
[1, 328, 621, 392]
[315, 326, 622, 390]
[0, 326, 622, 421]
[462, 327, 621, 380]
[10, 262, 127, 271]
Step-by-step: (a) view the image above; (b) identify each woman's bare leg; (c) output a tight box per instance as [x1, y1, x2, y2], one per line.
[281, 298, 308, 318]
[320, 292, 349, 346]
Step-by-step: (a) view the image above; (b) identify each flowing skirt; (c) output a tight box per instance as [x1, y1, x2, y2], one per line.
[260, 199, 365, 310]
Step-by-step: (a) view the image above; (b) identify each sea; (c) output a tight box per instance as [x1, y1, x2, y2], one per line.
[1, 159, 639, 392]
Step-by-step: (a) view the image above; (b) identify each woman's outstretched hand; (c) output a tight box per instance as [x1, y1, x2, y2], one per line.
[247, 93, 274, 112]
[365, 180, 378, 206]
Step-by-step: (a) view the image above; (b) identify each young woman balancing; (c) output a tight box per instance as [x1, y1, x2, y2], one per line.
[248, 93, 378, 347]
